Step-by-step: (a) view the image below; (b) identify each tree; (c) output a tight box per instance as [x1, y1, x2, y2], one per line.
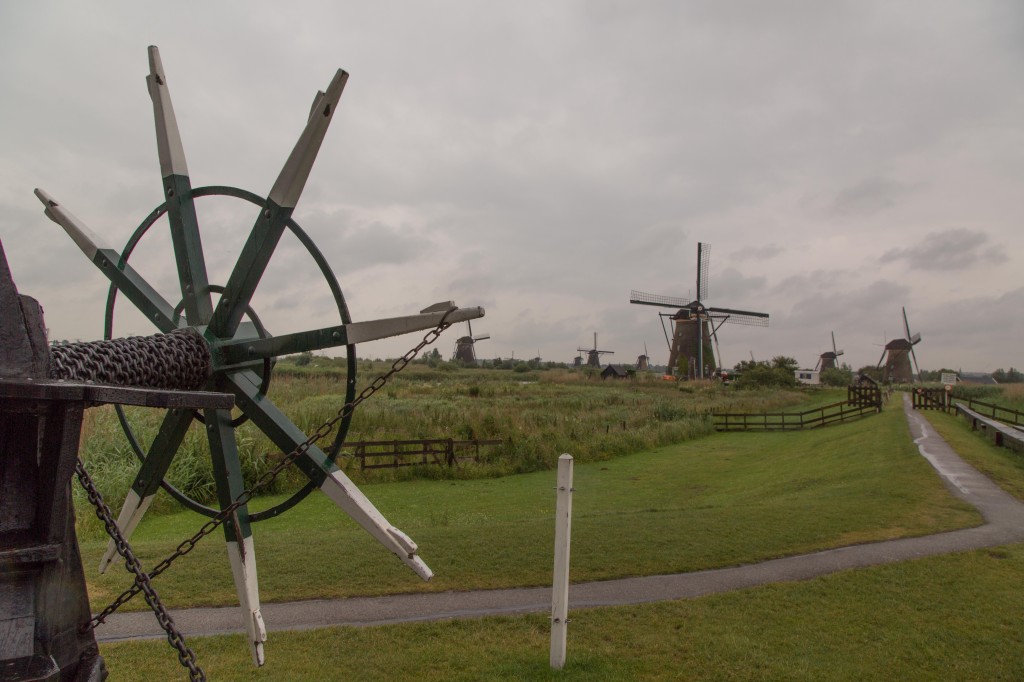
[770, 355, 799, 372]
[294, 351, 313, 366]
[857, 365, 883, 383]
[733, 363, 797, 389]
[820, 365, 853, 387]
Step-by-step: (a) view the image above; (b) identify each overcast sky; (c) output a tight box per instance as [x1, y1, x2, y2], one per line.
[1, 1, 1021, 372]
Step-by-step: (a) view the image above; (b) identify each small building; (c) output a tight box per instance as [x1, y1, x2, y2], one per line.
[794, 369, 820, 385]
[601, 364, 631, 380]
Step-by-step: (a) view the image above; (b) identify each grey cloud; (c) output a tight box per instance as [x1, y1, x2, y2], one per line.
[830, 178, 914, 217]
[880, 229, 1008, 271]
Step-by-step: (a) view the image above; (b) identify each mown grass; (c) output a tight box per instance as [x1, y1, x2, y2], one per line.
[90, 388, 1024, 680]
[81, 399, 978, 612]
[74, 366, 842, 528]
[98, 542, 1024, 681]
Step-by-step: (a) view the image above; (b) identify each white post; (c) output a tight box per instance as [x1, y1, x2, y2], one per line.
[550, 453, 574, 670]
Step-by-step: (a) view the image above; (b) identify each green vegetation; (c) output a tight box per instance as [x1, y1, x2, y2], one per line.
[923, 405, 1024, 501]
[80, 400, 977, 612]
[731, 356, 800, 389]
[98, 543, 1024, 681]
[89, 390, 1024, 680]
[75, 364, 842, 529]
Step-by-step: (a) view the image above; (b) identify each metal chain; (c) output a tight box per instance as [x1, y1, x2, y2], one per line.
[75, 459, 206, 681]
[86, 314, 454, 630]
[51, 328, 211, 391]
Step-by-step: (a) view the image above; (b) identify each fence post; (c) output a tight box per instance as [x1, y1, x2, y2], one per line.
[550, 454, 574, 670]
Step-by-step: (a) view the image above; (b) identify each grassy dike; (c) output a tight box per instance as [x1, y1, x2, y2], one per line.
[84, 398, 976, 611]
[91, 395, 1024, 680]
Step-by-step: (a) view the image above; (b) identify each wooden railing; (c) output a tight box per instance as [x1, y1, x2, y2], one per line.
[956, 398, 1024, 427]
[912, 387, 950, 410]
[344, 438, 503, 470]
[955, 404, 1024, 453]
[714, 400, 880, 432]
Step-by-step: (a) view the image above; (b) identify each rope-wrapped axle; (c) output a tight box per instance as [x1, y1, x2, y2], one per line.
[50, 328, 211, 391]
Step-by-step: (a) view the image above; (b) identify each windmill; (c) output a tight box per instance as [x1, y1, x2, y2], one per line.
[630, 242, 769, 379]
[452, 319, 490, 364]
[815, 331, 845, 371]
[577, 332, 613, 367]
[877, 307, 922, 383]
[636, 342, 650, 371]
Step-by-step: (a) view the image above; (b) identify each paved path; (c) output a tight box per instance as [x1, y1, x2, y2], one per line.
[96, 397, 1024, 642]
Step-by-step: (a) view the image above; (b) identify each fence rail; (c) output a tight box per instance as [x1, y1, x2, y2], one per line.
[344, 438, 503, 470]
[714, 400, 880, 432]
[957, 398, 1024, 427]
[912, 388, 950, 410]
[955, 404, 1024, 453]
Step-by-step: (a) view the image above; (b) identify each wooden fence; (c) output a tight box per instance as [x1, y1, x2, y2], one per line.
[345, 438, 503, 470]
[955, 403, 1024, 453]
[911, 387, 950, 410]
[956, 398, 1024, 427]
[714, 400, 880, 432]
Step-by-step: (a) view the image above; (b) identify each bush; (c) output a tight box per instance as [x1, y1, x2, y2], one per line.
[733, 365, 798, 389]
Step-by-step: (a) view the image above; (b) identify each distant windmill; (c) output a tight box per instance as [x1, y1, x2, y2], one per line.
[577, 332, 613, 367]
[815, 332, 845, 371]
[876, 307, 922, 383]
[630, 242, 769, 378]
[452, 319, 490, 364]
[636, 342, 650, 371]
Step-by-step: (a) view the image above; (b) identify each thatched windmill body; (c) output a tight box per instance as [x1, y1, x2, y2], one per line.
[636, 342, 650, 371]
[877, 307, 922, 383]
[578, 332, 613, 367]
[630, 243, 769, 378]
[452, 319, 490, 364]
[815, 331, 844, 371]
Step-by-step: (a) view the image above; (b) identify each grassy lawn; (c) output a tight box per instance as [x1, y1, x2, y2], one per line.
[91, 394, 1024, 680]
[82, 399, 978, 612]
[99, 543, 1024, 680]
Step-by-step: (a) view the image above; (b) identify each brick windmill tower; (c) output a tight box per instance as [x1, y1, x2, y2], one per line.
[815, 331, 844, 371]
[630, 243, 769, 378]
[636, 342, 650, 371]
[452, 319, 490, 364]
[577, 332, 613, 367]
[877, 307, 922, 383]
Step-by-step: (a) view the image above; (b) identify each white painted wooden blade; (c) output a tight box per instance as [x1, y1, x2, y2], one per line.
[98, 489, 156, 573]
[345, 306, 485, 345]
[34, 188, 103, 259]
[268, 69, 348, 209]
[909, 333, 922, 345]
[308, 90, 326, 122]
[319, 470, 433, 581]
[420, 301, 455, 314]
[146, 46, 189, 178]
[226, 537, 267, 666]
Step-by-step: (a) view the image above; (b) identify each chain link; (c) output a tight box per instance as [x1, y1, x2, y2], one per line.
[51, 328, 211, 391]
[85, 314, 454, 631]
[75, 459, 206, 681]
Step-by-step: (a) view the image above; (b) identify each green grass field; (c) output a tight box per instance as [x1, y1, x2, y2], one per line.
[90, 388, 1024, 679]
[81, 398, 976, 612]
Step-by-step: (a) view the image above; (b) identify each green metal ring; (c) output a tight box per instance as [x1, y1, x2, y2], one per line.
[106, 185, 358, 521]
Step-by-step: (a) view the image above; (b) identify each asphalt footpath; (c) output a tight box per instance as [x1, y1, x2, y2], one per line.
[95, 395, 1024, 642]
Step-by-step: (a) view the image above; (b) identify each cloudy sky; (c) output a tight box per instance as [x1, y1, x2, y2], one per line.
[1, 1, 1021, 372]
